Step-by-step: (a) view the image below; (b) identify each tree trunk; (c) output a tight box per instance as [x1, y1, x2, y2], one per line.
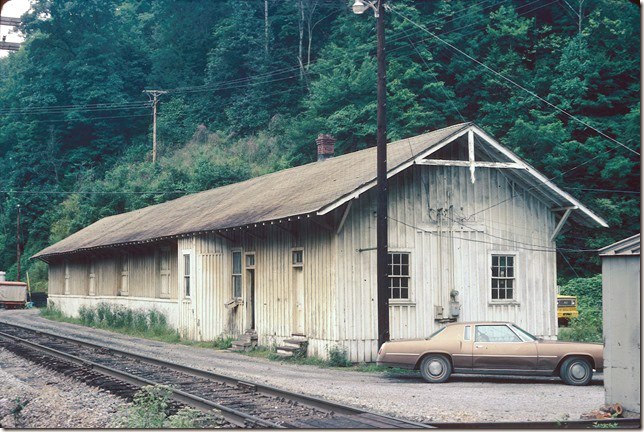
[298, 0, 304, 79]
[264, 0, 269, 55]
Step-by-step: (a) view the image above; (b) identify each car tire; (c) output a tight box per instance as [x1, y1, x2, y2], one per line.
[419, 354, 451, 383]
[560, 356, 593, 386]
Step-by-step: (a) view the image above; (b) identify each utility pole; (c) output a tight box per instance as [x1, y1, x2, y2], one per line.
[16, 204, 21, 281]
[375, 0, 389, 349]
[351, 0, 389, 350]
[143, 90, 167, 163]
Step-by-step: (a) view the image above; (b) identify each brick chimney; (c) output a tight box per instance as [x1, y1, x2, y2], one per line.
[316, 134, 335, 161]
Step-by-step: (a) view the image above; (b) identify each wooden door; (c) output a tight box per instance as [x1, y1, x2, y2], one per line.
[292, 267, 305, 334]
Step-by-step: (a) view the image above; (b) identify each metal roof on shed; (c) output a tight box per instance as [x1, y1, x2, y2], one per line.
[599, 234, 640, 257]
[33, 123, 607, 260]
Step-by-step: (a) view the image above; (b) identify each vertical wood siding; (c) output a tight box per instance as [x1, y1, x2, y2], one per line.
[337, 163, 558, 362]
[176, 224, 336, 356]
[46, 159, 560, 364]
[46, 243, 179, 302]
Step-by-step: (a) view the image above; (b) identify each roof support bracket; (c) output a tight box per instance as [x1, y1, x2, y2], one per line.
[468, 129, 476, 184]
[336, 201, 353, 235]
[550, 207, 574, 242]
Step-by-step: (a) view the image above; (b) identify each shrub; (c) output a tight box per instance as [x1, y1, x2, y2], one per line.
[212, 336, 233, 350]
[96, 302, 109, 322]
[560, 275, 603, 310]
[133, 310, 148, 332]
[328, 345, 352, 367]
[78, 306, 96, 326]
[558, 307, 603, 343]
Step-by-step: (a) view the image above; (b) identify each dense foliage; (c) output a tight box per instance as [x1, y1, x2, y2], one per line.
[558, 275, 603, 342]
[0, 0, 639, 289]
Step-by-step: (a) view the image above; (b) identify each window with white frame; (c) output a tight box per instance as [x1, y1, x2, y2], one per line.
[183, 253, 191, 297]
[491, 254, 515, 300]
[292, 249, 303, 267]
[232, 250, 242, 298]
[388, 252, 410, 299]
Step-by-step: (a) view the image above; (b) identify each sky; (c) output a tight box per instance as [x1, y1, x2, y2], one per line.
[0, 0, 30, 58]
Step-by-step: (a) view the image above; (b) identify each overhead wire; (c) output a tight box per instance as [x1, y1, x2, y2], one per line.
[386, 2, 640, 157]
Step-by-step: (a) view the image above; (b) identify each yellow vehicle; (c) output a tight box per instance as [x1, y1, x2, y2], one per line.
[557, 294, 579, 323]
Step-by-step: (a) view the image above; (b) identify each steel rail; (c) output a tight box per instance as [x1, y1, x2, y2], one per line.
[0, 328, 281, 428]
[426, 418, 641, 428]
[0, 320, 431, 428]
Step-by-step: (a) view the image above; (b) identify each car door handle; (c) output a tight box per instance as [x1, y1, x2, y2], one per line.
[475, 345, 486, 349]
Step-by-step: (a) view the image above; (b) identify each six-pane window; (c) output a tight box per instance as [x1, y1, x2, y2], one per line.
[183, 253, 191, 297]
[388, 252, 410, 299]
[491, 254, 514, 300]
[232, 251, 242, 298]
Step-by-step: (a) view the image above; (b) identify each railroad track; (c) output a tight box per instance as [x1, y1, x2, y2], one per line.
[0, 321, 429, 428]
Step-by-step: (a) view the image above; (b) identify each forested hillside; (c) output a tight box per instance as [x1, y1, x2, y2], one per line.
[0, 0, 639, 290]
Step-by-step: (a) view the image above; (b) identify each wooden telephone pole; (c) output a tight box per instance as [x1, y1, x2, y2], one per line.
[143, 90, 167, 163]
[375, 0, 389, 349]
[16, 204, 21, 281]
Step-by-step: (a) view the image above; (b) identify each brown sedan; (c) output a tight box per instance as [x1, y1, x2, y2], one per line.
[376, 321, 603, 385]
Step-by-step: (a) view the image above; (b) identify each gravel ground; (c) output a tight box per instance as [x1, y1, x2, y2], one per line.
[0, 348, 127, 428]
[0, 309, 606, 424]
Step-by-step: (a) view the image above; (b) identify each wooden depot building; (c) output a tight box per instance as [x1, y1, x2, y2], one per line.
[34, 123, 607, 362]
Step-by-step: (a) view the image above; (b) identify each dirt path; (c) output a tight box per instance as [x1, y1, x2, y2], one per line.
[0, 309, 604, 424]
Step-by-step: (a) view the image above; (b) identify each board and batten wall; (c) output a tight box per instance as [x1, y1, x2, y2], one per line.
[336, 163, 559, 362]
[47, 244, 180, 325]
[176, 223, 337, 358]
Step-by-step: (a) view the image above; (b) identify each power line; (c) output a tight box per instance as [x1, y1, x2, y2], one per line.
[388, 215, 599, 253]
[386, 3, 640, 157]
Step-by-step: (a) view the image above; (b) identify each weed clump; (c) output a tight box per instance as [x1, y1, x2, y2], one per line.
[117, 385, 222, 428]
[328, 345, 352, 367]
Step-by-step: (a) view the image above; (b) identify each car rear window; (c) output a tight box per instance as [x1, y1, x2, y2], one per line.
[428, 326, 446, 340]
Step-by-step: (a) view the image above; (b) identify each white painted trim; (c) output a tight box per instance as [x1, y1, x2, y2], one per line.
[550, 208, 573, 242]
[317, 124, 606, 228]
[336, 200, 353, 235]
[470, 125, 608, 228]
[488, 251, 519, 304]
[317, 125, 471, 216]
[417, 159, 525, 169]
[181, 249, 193, 299]
[468, 129, 476, 184]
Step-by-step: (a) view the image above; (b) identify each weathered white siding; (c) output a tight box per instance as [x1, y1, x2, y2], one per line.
[46, 159, 561, 364]
[46, 244, 179, 316]
[177, 225, 337, 357]
[336, 163, 558, 362]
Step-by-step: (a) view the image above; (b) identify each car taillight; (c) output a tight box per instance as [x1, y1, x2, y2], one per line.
[378, 347, 383, 355]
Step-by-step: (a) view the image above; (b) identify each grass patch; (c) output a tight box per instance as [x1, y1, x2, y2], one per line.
[41, 303, 181, 343]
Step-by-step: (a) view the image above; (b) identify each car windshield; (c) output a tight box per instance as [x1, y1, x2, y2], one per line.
[428, 326, 446, 340]
[511, 324, 537, 341]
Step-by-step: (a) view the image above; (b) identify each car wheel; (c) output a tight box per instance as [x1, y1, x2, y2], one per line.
[419, 354, 451, 383]
[560, 356, 593, 386]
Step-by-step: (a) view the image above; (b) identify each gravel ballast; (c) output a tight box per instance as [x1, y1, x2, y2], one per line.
[0, 309, 605, 424]
[0, 348, 127, 428]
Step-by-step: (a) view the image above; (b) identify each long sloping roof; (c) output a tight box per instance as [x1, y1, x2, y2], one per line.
[34, 122, 606, 259]
[599, 234, 640, 257]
